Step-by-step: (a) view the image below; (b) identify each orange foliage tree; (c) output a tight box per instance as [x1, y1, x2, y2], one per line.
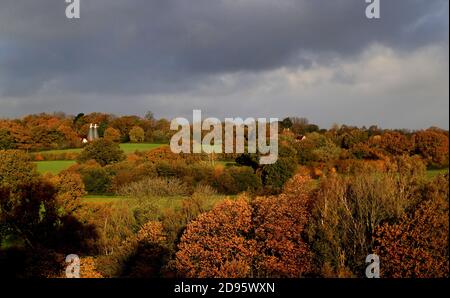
[373, 175, 449, 278]
[173, 174, 314, 278]
[413, 129, 449, 168]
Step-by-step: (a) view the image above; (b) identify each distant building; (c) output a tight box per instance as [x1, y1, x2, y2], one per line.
[87, 123, 99, 141]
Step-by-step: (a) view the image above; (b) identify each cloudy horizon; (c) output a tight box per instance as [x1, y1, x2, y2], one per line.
[0, 0, 448, 130]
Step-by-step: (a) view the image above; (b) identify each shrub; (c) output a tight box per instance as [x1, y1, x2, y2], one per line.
[117, 177, 189, 198]
[81, 167, 112, 194]
[77, 139, 125, 166]
[213, 166, 262, 195]
[261, 158, 297, 194]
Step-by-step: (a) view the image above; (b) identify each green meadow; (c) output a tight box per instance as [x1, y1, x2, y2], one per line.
[34, 143, 164, 174]
[35, 160, 77, 175]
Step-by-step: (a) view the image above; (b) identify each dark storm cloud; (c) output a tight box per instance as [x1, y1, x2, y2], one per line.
[0, 0, 448, 129]
[0, 0, 447, 95]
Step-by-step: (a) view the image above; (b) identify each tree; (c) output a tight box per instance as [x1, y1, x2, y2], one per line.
[307, 163, 424, 277]
[0, 180, 58, 246]
[173, 174, 315, 278]
[251, 174, 314, 277]
[174, 198, 256, 278]
[371, 131, 413, 156]
[281, 117, 293, 130]
[145, 111, 155, 121]
[295, 132, 341, 164]
[261, 158, 297, 193]
[413, 130, 449, 168]
[129, 126, 145, 143]
[103, 127, 121, 143]
[0, 129, 15, 150]
[0, 150, 39, 191]
[77, 139, 125, 166]
[50, 171, 86, 214]
[374, 174, 449, 277]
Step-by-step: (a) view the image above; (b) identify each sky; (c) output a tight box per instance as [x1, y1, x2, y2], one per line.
[0, 0, 448, 129]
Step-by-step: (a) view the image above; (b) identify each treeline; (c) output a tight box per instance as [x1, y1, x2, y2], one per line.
[0, 111, 172, 151]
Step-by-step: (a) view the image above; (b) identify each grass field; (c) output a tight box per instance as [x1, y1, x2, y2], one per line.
[35, 160, 77, 174]
[39, 143, 164, 155]
[34, 143, 164, 174]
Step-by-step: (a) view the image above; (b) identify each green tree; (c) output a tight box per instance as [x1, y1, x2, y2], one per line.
[77, 139, 125, 166]
[281, 117, 293, 129]
[261, 158, 297, 194]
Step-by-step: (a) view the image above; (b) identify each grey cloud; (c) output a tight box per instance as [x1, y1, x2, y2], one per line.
[0, 0, 448, 129]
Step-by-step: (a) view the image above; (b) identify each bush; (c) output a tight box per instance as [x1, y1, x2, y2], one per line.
[261, 158, 297, 194]
[213, 166, 262, 195]
[81, 167, 112, 194]
[117, 177, 189, 198]
[77, 139, 125, 166]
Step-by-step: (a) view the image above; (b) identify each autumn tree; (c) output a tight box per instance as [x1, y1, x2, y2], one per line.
[50, 171, 86, 214]
[129, 126, 145, 143]
[174, 198, 256, 278]
[0, 129, 15, 150]
[367, 131, 414, 156]
[307, 158, 424, 277]
[413, 129, 449, 168]
[0, 150, 39, 191]
[174, 174, 315, 278]
[374, 174, 449, 278]
[251, 175, 314, 277]
[77, 139, 125, 166]
[103, 127, 121, 143]
[121, 221, 170, 277]
[294, 132, 341, 165]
